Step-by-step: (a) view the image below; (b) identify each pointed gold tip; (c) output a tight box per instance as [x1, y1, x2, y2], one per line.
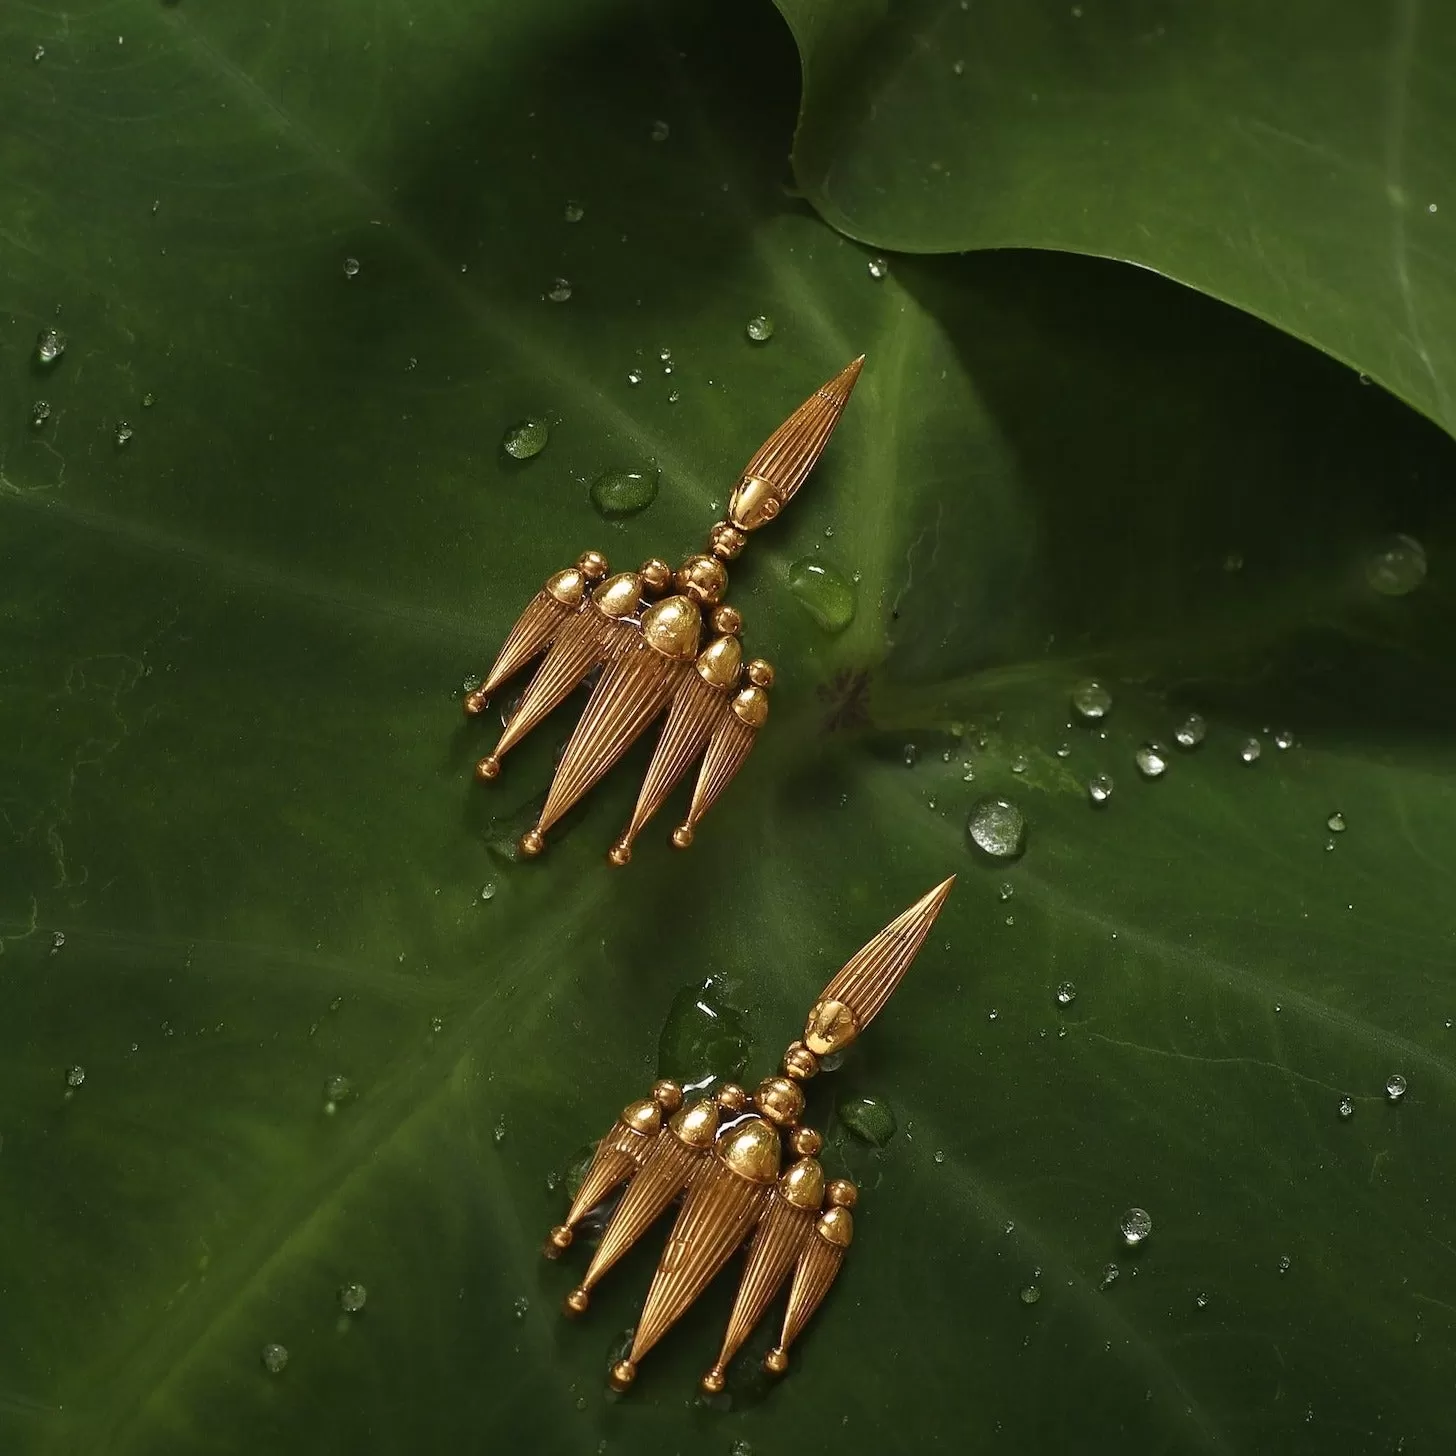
[825, 354, 866, 402]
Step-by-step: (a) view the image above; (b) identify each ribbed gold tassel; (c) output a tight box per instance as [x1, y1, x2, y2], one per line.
[670, 675, 771, 849]
[763, 1191, 856, 1376]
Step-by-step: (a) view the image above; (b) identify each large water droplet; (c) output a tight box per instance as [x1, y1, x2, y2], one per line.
[502, 418, 549, 460]
[1119, 1207, 1152, 1246]
[839, 1095, 897, 1146]
[1239, 737, 1262, 764]
[338, 1282, 367, 1313]
[1087, 774, 1114, 806]
[1174, 713, 1206, 749]
[658, 977, 750, 1093]
[36, 328, 67, 365]
[261, 1343, 289, 1374]
[546, 276, 573, 303]
[967, 796, 1026, 860]
[1365, 534, 1427, 596]
[1135, 742, 1168, 779]
[1386, 1073, 1407, 1102]
[1019, 1284, 1041, 1305]
[1326, 811, 1346, 833]
[745, 314, 775, 343]
[1071, 679, 1112, 721]
[590, 467, 659, 519]
[788, 558, 856, 632]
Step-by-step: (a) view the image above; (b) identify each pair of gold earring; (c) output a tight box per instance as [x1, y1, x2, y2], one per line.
[462, 362, 954, 1394]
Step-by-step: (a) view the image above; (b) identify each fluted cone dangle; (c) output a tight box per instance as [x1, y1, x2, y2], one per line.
[459, 359, 865, 862]
[541, 879, 954, 1393]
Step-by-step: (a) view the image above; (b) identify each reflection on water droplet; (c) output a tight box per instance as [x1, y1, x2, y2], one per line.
[1071, 679, 1112, 721]
[564, 200, 585, 223]
[31, 400, 51, 427]
[261, 1343, 289, 1374]
[1239, 737, 1262, 764]
[745, 314, 774, 343]
[787, 558, 856, 632]
[115, 421, 134, 446]
[1019, 1284, 1041, 1305]
[1337, 1095, 1354, 1119]
[1365, 534, 1427, 596]
[933, 1149, 945, 1165]
[968, 797, 1026, 859]
[998, 882, 1014, 901]
[480, 882, 497, 901]
[1055, 743, 1071, 758]
[36, 328, 67, 365]
[502, 418, 549, 460]
[1055, 981, 1077, 1006]
[1087, 773, 1113, 806]
[546, 276, 573, 303]
[1135, 743, 1167, 779]
[1278, 1255, 1291, 1275]
[343, 257, 360, 278]
[649, 119, 670, 142]
[339, 1282, 367, 1313]
[66, 1065, 85, 1088]
[1273, 729, 1296, 750]
[590, 467, 659, 519]
[658, 977, 750, 1093]
[1099, 1263, 1119, 1290]
[838, 1094, 897, 1147]
[867, 257, 890, 280]
[1326, 811, 1346, 833]
[1195, 1292, 1209, 1309]
[1010, 754, 1029, 774]
[627, 369, 643, 386]
[1174, 714, 1206, 749]
[1120, 1207, 1152, 1246]
[141, 391, 156, 407]
[1386, 1073, 1407, 1101]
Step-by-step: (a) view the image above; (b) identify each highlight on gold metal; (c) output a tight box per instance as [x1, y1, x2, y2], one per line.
[461, 359, 866, 862]
[541, 877, 954, 1394]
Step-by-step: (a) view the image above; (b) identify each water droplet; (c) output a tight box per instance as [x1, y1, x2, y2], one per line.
[1326, 811, 1346, 833]
[36, 328, 66, 365]
[325, 1073, 352, 1103]
[33, 44, 45, 61]
[1273, 729, 1296, 750]
[338, 1282, 367, 1313]
[1055, 981, 1077, 1006]
[494, 1117, 507, 1144]
[502, 418, 549, 460]
[480, 882, 497, 901]
[627, 369, 643, 386]
[1010, 754, 1029, 774]
[745, 314, 774, 343]
[1195, 1292, 1209, 1309]
[998, 882, 1014, 901]
[1386, 1073, 1407, 1101]
[1365, 534, 1427, 596]
[590, 467, 659, 519]
[31, 400, 51, 427]
[1174, 714, 1206, 749]
[902, 743, 919, 767]
[431, 1016, 443, 1033]
[563, 200, 585, 223]
[513, 1294, 530, 1319]
[1278, 1255, 1291, 1275]
[261, 1343, 289, 1375]
[1019, 1284, 1041, 1305]
[658, 977, 750, 1093]
[838, 1094, 897, 1147]
[141, 391, 156, 408]
[731, 1441, 753, 1456]
[342, 256, 360, 279]
[1087, 773, 1114, 806]
[787, 558, 856, 632]
[546, 276, 573, 303]
[65, 1065, 85, 1088]
[967, 796, 1026, 860]
[952, 58, 965, 75]
[114, 422, 134, 446]
[658, 346, 672, 364]
[1071, 679, 1112, 721]
[1239, 737, 1262, 764]
[1099, 1263, 1119, 1290]
[1337, 1095, 1354, 1119]
[1054, 742, 1071, 758]
[649, 119, 670, 142]
[867, 257, 890, 280]
[1135, 742, 1168, 779]
[1222, 550, 1245, 573]
[933, 1149, 946, 1165]
[50, 930, 66, 953]
[1119, 1207, 1153, 1247]
[667, 389, 680, 404]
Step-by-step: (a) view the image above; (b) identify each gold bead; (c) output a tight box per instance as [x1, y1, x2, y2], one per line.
[791, 1125, 823, 1157]
[577, 550, 609, 580]
[608, 1359, 637, 1391]
[753, 1075, 805, 1127]
[544, 1225, 573, 1258]
[746, 658, 775, 689]
[695, 634, 743, 690]
[710, 603, 742, 636]
[475, 754, 501, 781]
[719, 1117, 783, 1183]
[623, 1098, 662, 1135]
[763, 1347, 788, 1376]
[700, 1367, 726, 1395]
[727, 474, 781, 531]
[675, 553, 728, 606]
[640, 557, 673, 595]
[707, 520, 747, 560]
[825, 1178, 858, 1209]
[607, 841, 631, 867]
[519, 828, 545, 857]
[564, 1287, 590, 1316]
[715, 1082, 750, 1114]
[652, 1079, 684, 1113]
[640, 595, 702, 659]
[463, 689, 488, 716]
[670, 823, 694, 850]
[730, 685, 769, 728]
[782, 1042, 819, 1081]
[803, 997, 859, 1055]
[545, 567, 588, 606]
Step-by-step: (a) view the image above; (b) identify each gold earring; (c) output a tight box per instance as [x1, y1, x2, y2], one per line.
[463, 357, 865, 863]
[542, 876, 954, 1393]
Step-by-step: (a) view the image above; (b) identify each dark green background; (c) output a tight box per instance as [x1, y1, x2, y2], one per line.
[2, 2, 1452, 1453]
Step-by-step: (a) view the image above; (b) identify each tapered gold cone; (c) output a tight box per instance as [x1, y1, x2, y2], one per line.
[468, 589, 572, 713]
[766, 1207, 851, 1374]
[549, 1110, 660, 1252]
[671, 703, 759, 849]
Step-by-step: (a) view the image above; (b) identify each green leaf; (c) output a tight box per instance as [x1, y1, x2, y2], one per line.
[774, 0, 1456, 436]
[2, 3, 1453, 1454]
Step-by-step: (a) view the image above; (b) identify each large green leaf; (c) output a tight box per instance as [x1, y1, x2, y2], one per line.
[774, 0, 1456, 437]
[2, 2, 1453, 1454]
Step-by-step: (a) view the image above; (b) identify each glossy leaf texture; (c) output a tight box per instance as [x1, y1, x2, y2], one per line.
[774, 0, 1456, 437]
[2, 3, 1454, 1454]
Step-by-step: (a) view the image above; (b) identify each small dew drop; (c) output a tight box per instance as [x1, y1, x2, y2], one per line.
[902, 743, 919, 767]
[745, 313, 775, 343]
[1135, 742, 1168, 779]
[513, 1295, 530, 1320]
[1239, 737, 1262, 764]
[1055, 742, 1071, 758]
[1119, 1207, 1152, 1247]
[1195, 1292, 1209, 1309]
[1087, 773, 1114, 806]
[1337, 1095, 1354, 1119]
[65, 1065, 85, 1088]
[338, 1282, 367, 1313]
[34, 44, 45, 61]
[342, 257, 360, 278]
[1019, 1284, 1041, 1305]
[967, 796, 1027, 860]
[494, 1117, 507, 1144]
[1055, 981, 1077, 1006]
[867, 257, 890, 280]
[987, 1008, 999, 1021]
[1174, 713, 1206, 749]
[114, 421, 134, 446]
[1099, 1263, 1119, 1290]
[36, 328, 67, 365]
[31, 400, 52, 427]
[1071, 679, 1112, 721]
[1273, 729, 1296, 750]
[1222, 551, 1244, 573]
[502, 417, 549, 460]
[50, 929, 66, 952]
[1278, 1254, 1291, 1275]
[261, 1343, 289, 1375]
[1326, 811, 1346, 833]
[1365, 534, 1427, 597]
[667, 389, 680, 403]
[141, 391, 156, 408]
[1010, 754, 1029, 775]
[590, 467, 659, 520]
[998, 882, 1014, 901]
[563, 200, 585, 223]
[1386, 1073, 1407, 1102]
[649, 119, 670, 142]
[627, 369, 643, 386]
[546, 276, 573, 303]
[431, 1016, 443, 1033]
[480, 882, 497, 902]
[325, 1073, 352, 1103]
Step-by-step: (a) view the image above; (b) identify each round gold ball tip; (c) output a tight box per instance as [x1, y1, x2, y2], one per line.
[607, 841, 632, 867]
[463, 689, 487, 716]
[700, 1367, 726, 1395]
[543, 1225, 573, 1259]
[670, 824, 694, 850]
[763, 1347, 788, 1376]
[519, 828, 545, 857]
[475, 754, 501, 781]
[564, 1288, 590, 1317]
[608, 1358, 637, 1391]
[652, 1079, 684, 1113]
[577, 549, 609, 580]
